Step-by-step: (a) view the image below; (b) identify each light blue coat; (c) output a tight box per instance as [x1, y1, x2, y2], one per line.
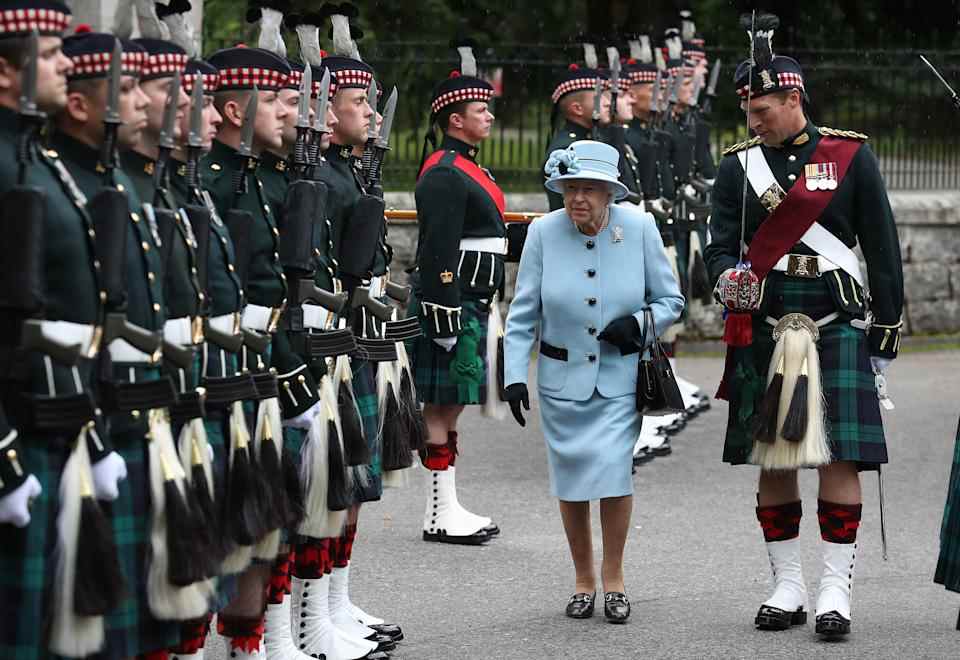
[504, 204, 685, 401]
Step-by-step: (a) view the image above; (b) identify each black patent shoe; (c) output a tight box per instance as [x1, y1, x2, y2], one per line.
[369, 623, 403, 641]
[755, 604, 807, 630]
[633, 446, 654, 465]
[664, 417, 685, 435]
[815, 611, 850, 638]
[483, 523, 501, 536]
[369, 633, 396, 652]
[651, 436, 672, 457]
[604, 592, 630, 623]
[422, 528, 491, 545]
[696, 395, 711, 413]
[363, 652, 390, 660]
[565, 592, 595, 619]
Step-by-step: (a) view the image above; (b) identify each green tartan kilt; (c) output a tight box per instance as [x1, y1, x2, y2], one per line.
[0, 434, 70, 660]
[935, 417, 960, 593]
[407, 294, 491, 406]
[352, 360, 382, 503]
[281, 426, 307, 544]
[722, 275, 887, 469]
[204, 410, 238, 610]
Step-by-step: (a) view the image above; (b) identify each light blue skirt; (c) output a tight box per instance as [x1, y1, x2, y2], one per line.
[539, 390, 640, 502]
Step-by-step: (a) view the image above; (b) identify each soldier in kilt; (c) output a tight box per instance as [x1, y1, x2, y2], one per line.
[283, 5, 403, 656]
[703, 14, 903, 639]
[0, 4, 132, 657]
[935, 419, 960, 630]
[53, 30, 206, 657]
[409, 41, 506, 546]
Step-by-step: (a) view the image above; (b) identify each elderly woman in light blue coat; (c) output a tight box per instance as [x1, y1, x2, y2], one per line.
[503, 140, 684, 623]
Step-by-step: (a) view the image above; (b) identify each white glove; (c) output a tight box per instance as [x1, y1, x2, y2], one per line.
[683, 183, 697, 198]
[282, 401, 322, 430]
[0, 475, 41, 527]
[870, 357, 892, 374]
[433, 337, 458, 352]
[91, 451, 128, 502]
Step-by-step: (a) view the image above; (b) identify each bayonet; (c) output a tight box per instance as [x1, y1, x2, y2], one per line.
[374, 86, 397, 150]
[184, 76, 205, 195]
[920, 54, 960, 110]
[233, 86, 258, 196]
[154, 69, 181, 196]
[701, 58, 722, 115]
[591, 75, 603, 139]
[309, 68, 332, 168]
[607, 48, 621, 124]
[650, 69, 662, 115]
[100, 38, 123, 181]
[360, 78, 380, 182]
[16, 29, 44, 184]
[292, 64, 313, 173]
[690, 70, 705, 108]
[365, 78, 379, 141]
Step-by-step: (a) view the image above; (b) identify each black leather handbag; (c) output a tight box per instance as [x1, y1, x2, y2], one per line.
[636, 308, 685, 415]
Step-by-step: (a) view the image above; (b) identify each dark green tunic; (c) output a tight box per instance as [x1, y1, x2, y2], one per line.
[543, 120, 590, 211]
[704, 121, 904, 468]
[626, 117, 677, 201]
[0, 107, 106, 659]
[50, 130, 179, 657]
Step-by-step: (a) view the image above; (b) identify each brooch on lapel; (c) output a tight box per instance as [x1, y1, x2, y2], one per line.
[611, 225, 624, 244]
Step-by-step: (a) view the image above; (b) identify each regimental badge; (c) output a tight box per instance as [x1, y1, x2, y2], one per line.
[440, 270, 454, 284]
[804, 162, 838, 191]
[759, 182, 786, 212]
[144, 161, 155, 175]
[759, 69, 775, 90]
[611, 225, 624, 244]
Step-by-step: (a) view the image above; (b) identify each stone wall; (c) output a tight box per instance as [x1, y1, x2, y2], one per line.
[384, 190, 960, 339]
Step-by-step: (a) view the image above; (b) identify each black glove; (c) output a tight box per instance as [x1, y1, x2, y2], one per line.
[597, 315, 642, 355]
[503, 383, 530, 427]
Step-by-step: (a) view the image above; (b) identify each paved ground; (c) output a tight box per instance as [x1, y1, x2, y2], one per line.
[209, 351, 960, 659]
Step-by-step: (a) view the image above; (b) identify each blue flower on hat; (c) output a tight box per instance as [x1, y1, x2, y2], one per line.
[544, 146, 581, 178]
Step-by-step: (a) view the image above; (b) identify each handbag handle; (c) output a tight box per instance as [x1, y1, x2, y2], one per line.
[641, 307, 667, 360]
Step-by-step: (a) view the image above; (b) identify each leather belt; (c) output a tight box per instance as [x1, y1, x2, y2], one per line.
[771, 253, 841, 279]
[383, 316, 422, 342]
[252, 372, 279, 400]
[302, 328, 357, 358]
[37, 320, 101, 358]
[242, 303, 284, 333]
[109, 338, 159, 364]
[202, 373, 257, 407]
[169, 388, 206, 425]
[164, 316, 204, 346]
[539, 341, 568, 362]
[19, 391, 97, 432]
[353, 337, 398, 362]
[460, 237, 508, 255]
[100, 376, 177, 413]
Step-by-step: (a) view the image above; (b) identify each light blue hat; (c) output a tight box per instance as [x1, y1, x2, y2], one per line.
[543, 140, 630, 201]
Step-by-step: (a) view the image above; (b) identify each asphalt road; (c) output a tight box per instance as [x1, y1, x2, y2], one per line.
[208, 351, 960, 659]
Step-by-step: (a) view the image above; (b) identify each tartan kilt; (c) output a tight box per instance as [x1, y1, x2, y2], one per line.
[722, 275, 887, 469]
[0, 433, 70, 660]
[280, 426, 307, 544]
[102, 365, 180, 657]
[352, 359, 382, 503]
[406, 294, 490, 406]
[204, 410, 238, 610]
[935, 417, 960, 593]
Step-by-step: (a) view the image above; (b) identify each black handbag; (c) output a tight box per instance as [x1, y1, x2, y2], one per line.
[635, 308, 685, 415]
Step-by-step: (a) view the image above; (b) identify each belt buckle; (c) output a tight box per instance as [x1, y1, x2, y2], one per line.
[786, 254, 820, 279]
[190, 316, 204, 345]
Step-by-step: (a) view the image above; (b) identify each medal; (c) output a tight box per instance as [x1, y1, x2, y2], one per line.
[804, 162, 838, 191]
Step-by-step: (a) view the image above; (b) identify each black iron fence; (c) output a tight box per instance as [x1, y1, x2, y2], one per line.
[361, 43, 960, 191]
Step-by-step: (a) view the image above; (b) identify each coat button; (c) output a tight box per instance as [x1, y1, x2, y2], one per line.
[788, 154, 797, 162]
[585, 240, 595, 249]
[587, 326, 596, 335]
[788, 173, 797, 181]
[587, 297, 597, 306]
[587, 268, 596, 277]
[587, 353, 597, 362]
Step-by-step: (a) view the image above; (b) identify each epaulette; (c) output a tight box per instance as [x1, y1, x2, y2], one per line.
[722, 136, 762, 156]
[818, 127, 869, 141]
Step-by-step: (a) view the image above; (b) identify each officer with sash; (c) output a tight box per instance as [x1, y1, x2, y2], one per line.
[409, 40, 506, 546]
[704, 13, 903, 638]
[544, 42, 609, 211]
[0, 4, 131, 658]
